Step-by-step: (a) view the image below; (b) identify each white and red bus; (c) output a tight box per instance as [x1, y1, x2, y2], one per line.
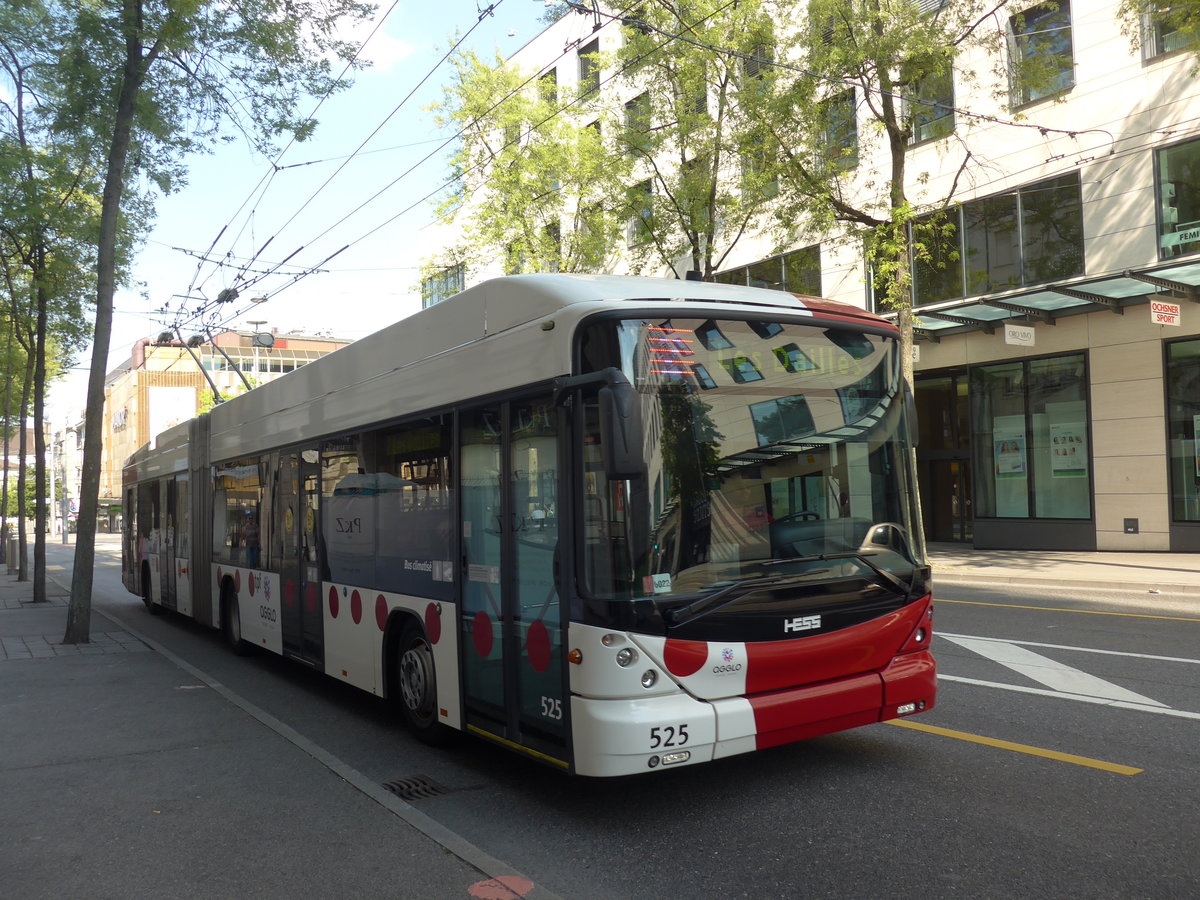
[122, 274, 935, 776]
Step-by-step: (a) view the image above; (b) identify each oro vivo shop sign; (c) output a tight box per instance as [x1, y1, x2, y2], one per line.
[1151, 299, 1182, 327]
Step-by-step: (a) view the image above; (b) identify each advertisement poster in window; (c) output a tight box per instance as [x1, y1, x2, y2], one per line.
[1050, 422, 1087, 477]
[993, 418, 1027, 478]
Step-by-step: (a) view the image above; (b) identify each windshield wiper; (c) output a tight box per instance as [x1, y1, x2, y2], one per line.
[665, 551, 914, 628]
[839, 551, 914, 597]
[663, 573, 816, 628]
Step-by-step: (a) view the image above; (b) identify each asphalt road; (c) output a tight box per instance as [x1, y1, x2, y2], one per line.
[56, 542, 1200, 899]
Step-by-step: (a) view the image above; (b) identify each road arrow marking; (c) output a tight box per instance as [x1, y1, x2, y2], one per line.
[940, 635, 1168, 707]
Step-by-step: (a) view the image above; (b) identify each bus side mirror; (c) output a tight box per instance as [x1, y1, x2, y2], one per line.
[599, 377, 644, 480]
[554, 367, 645, 480]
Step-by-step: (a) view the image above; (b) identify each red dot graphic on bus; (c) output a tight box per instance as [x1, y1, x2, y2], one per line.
[663, 638, 708, 677]
[472, 611, 493, 658]
[375, 595, 388, 632]
[328, 586, 339, 618]
[248, 573, 255, 597]
[234, 571, 241, 593]
[526, 619, 551, 673]
[305, 583, 317, 613]
[424, 603, 441, 645]
[350, 590, 362, 624]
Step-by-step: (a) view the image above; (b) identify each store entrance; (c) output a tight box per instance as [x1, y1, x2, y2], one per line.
[915, 371, 973, 543]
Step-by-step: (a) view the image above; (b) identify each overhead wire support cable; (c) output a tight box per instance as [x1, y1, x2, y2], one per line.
[177, 0, 408, 313]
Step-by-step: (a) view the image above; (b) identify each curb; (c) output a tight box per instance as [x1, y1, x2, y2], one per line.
[932, 570, 1200, 597]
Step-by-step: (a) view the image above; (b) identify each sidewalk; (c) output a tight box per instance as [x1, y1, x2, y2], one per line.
[0, 556, 552, 900]
[928, 542, 1200, 596]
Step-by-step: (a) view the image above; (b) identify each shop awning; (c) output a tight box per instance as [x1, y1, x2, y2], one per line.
[890, 260, 1200, 342]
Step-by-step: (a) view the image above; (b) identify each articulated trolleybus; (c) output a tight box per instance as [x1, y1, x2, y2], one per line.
[123, 274, 935, 776]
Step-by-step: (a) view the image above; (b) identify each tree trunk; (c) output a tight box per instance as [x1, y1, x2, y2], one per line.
[32, 275, 49, 603]
[15, 349, 32, 582]
[64, 8, 144, 644]
[1, 326, 12, 556]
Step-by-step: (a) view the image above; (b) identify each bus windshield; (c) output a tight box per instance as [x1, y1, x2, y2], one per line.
[578, 315, 923, 605]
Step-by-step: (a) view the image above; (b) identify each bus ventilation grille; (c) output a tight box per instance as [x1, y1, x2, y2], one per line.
[382, 776, 450, 802]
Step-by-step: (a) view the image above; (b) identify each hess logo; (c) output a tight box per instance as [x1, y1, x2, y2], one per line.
[784, 614, 821, 633]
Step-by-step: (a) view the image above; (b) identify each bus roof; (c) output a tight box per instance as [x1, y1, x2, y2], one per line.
[457, 274, 890, 333]
[192, 274, 894, 463]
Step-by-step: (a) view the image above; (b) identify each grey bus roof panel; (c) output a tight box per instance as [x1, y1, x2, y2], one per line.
[204, 274, 883, 462]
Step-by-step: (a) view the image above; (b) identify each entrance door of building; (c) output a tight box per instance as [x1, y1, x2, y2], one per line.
[915, 372, 973, 543]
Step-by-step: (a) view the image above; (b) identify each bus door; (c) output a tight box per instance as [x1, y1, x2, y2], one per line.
[460, 397, 566, 761]
[173, 474, 192, 617]
[279, 448, 324, 665]
[161, 477, 177, 610]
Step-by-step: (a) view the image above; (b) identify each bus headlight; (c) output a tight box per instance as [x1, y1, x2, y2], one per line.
[615, 647, 638, 667]
[641, 670, 658, 688]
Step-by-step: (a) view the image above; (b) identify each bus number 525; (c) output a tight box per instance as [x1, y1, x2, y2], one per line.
[650, 724, 689, 749]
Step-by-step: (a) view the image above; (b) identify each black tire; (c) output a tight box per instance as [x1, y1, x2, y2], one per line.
[141, 567, 163, 615]
[222, 589, 252, 656]
[396, 622, 453, 746]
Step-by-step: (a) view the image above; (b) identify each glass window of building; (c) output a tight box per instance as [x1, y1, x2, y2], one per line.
[538, 69, 557, 103]
[910, 173, 1083, 306]
[1011, 2, 1074, 105]
[624, 92, 651, 156]
[721, 355, 764, 384]
[1143, 7, 1194, 59]
[421, 264, 464, 308]
[627, 179, 653, 245]
[970, 353, 1090, 520]
[750, 396, 815, 446]
[964, 192, 1020, 294]
[912, 211, 963, 304]
[1158, 137, 1200, 259]
[578, 38, 599, 96]
[910, 67, 955, 144]
[715, 245, 821, 296]
[821, 90, 858, 167]
[1166, 338, 1200, 522]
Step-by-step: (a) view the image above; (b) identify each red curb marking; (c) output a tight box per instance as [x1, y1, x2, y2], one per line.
[467, 876, 533, 899]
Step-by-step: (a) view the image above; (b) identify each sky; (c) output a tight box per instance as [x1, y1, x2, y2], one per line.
[47, 0, 557, 423]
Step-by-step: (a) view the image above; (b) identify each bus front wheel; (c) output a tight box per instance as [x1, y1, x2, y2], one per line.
[396, 622, 452, 746]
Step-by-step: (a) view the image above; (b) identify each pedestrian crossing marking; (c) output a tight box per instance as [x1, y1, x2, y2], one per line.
[940, 634, 1168, 707]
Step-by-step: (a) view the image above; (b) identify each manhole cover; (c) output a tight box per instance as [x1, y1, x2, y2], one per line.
[382, 775, 450, 801]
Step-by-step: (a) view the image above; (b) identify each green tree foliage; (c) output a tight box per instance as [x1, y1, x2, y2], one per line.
[1119, 0, 1200, 67]
[18, 0, 374, 642]
[432, 46, 625, 276]
[0, 1, 101, 595]
[611, 1, 779, 279]
[432, 1, 780, 282]
[3, 467, 38, 519]
[747, 0, 1013, 387]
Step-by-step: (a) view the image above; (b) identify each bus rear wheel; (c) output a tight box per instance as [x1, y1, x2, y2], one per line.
[222, 590, 251, 656]
[141, 567, 162, 615]
[396, 622, 452, 746]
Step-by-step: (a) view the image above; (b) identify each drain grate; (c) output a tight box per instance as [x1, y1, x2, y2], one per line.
[382, 775, 451, 801]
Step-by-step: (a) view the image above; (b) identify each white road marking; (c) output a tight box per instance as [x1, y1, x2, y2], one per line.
[939, 632, 1200, 666]
[939, 675, 1200, 721]
[940, 634, 1168, 707]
